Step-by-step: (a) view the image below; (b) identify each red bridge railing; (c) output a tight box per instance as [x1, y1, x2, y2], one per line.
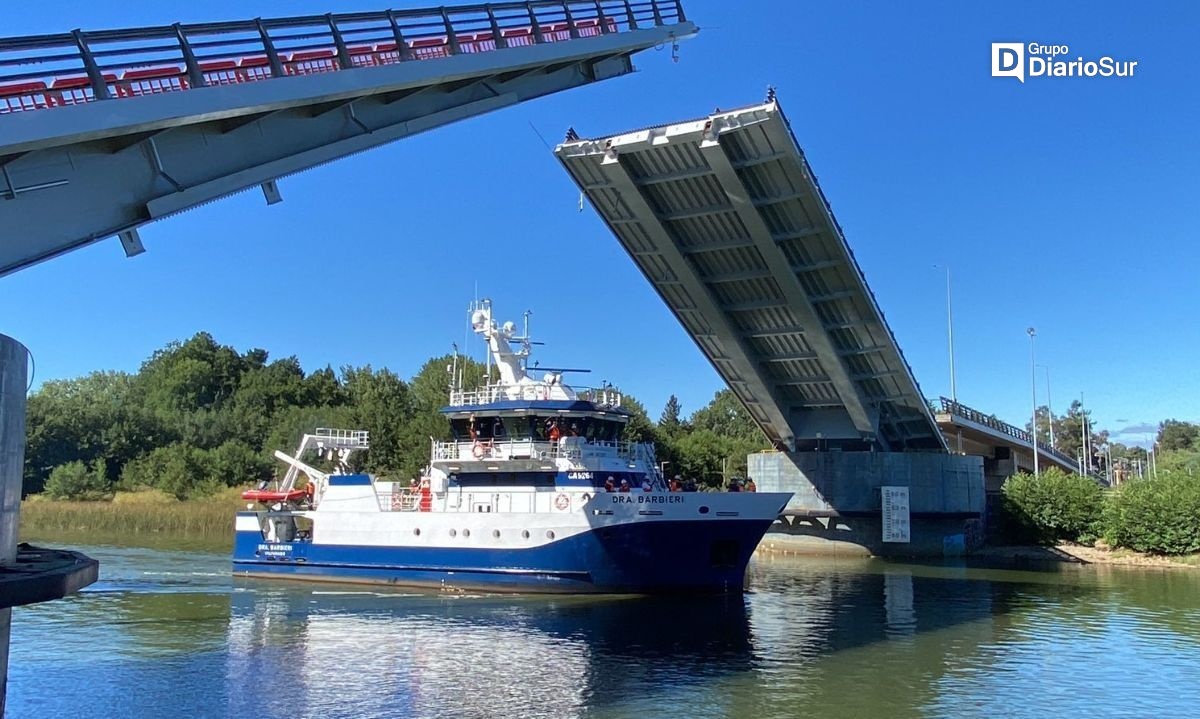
[0, 0, 686, 115]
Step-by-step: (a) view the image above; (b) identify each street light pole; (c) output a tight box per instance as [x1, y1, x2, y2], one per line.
[1080, 392, 1090, 475]
[1038, 364, 1055, 451]
[1027, 327, 1039, 477]
[944, 266, 957, 403]
[935, 264, 962, 453]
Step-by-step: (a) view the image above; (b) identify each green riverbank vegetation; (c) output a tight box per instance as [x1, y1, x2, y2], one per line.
[1003, 435, 1200, 556]
[19, 487, 246, 548]
[21, 332, 769, 531]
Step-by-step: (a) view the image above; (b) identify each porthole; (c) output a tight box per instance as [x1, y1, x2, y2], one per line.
[699, 506, 710, 515]
[493, 530, 501, 539]
[463, 529, 471, 538]
[546, 530, 556, 540]
[449, 528, 457, 538]
[413, 528, 421, 536]
[522, 530, 530, 539]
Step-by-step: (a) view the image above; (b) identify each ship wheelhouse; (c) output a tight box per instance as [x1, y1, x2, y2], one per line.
[426, 299, 663, 493]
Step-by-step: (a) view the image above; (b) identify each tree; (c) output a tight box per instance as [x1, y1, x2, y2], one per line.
[658, 395, 684, 436]
[23, 371, 170, 494]
[690, 389, 766, 443]
[138, 332, 247, 415]
[1157, 420, 1200, 452]
[618, 394, 660, 445]
[1027, 399, 1107, 464]
[44, 460, 111, 500]
[342, 365, 412, 475]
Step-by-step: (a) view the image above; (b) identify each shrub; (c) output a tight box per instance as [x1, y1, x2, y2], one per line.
[43, 460, 111, 500]
[120, 443, 219, 500]
[119, 441, 273, 500]
[1000, 468, 1103, 544]
[1103, 470, 1200, 555]
[208, 440, 273, 488]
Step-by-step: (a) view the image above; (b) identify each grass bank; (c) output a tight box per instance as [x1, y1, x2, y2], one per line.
[19, 487, 248, 551]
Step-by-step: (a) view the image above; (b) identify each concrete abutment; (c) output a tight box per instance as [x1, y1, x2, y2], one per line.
[750, 451, 986, 558]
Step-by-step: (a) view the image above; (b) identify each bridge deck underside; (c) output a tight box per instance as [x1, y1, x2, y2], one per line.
[557, 102, 945, 453]
[0, 3, 693, 275]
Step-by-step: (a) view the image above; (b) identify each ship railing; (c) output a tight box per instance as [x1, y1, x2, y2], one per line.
[381, 489, 423, 512]
[315, 427, 370, 448]
[431, 438, 641, 462]
[0, 1, 688, 115]
[448, 384, 623, 407]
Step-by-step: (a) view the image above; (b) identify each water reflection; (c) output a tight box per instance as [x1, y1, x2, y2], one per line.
[8, 547, 1200, 719]
[224, 585, 754, 719]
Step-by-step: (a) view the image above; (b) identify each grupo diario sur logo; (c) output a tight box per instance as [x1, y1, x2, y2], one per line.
[991, 42, 1138, 83]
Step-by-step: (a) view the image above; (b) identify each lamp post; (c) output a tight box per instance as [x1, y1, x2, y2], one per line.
[1037, 364, 1055, 451]
[934, 264, 962, 452]
[1027, 327, 1039, 477]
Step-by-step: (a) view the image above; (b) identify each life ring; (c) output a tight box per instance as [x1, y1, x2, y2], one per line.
[554, 493, 570, 510]
[472, 441, 487, 459]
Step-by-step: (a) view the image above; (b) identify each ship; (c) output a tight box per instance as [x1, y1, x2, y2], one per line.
[232, 300, 791, 593]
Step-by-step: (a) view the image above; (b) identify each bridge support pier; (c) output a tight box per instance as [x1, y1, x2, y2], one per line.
[751, 452, 986, 558]
[0, 335, 98, 717]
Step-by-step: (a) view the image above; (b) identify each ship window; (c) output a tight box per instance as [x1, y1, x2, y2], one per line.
[449, 418, 471, 440]
[565, 418, 585, 437]
[501, 415, 533, 440]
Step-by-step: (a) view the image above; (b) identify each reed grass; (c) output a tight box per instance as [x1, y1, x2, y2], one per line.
[19, 487, 247, 549]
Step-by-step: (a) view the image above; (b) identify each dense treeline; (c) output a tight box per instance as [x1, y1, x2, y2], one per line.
[24, 332, 769, 500]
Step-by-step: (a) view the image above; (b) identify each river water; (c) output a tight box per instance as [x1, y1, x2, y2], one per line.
[8, 544, 1200, 718]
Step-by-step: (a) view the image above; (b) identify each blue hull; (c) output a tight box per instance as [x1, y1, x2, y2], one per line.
[232, 518, 773, 594]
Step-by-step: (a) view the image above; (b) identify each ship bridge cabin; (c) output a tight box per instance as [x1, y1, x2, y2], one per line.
[430, 383, 662, 491]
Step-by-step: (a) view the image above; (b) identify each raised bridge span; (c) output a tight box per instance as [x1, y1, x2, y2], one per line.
[0, 0, 694, 275]
[557, 101, 946, 454]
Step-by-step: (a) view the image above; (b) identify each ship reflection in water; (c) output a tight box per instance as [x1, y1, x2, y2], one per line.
[224, 583, 754, 719]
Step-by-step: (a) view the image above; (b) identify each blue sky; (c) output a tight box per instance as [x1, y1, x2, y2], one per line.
[2, 1, 1197, 448]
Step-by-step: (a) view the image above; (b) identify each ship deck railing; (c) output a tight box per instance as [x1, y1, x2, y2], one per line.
[431, 437, 642, 462]
[448, 384, 623, 407]
[375, 486, 634, 513]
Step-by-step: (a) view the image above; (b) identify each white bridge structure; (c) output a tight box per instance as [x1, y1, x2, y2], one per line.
[0, 1, 694, 275]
